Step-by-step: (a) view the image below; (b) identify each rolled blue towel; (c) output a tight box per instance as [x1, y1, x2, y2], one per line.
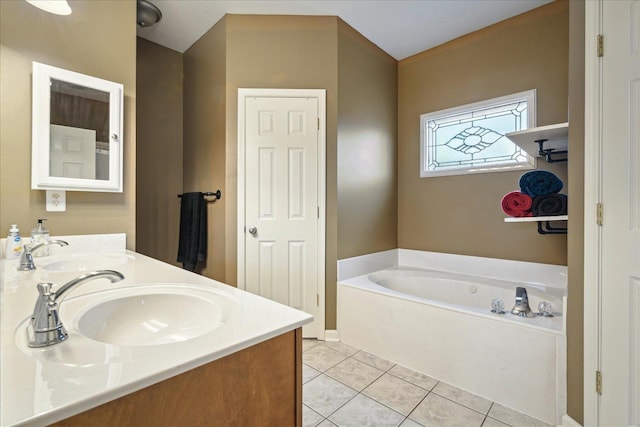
[532, 194, 568, 216]
[519, 170, 563, 197]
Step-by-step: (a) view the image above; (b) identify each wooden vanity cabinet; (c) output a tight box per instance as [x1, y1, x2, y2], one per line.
[51, 329, 302, 427]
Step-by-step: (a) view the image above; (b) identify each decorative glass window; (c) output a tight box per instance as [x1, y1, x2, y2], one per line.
[420, 90, 536, 177]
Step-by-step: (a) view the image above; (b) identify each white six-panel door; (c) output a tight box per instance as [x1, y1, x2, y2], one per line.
[586, 1, 640, 425]
[600, 1, 640, 424]
[238, 89, 326, 339]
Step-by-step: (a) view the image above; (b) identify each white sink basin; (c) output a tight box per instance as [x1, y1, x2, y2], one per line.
[14, 284, 240, 364]
[40, 253, 134, 272]
[66, 284, 239, 346]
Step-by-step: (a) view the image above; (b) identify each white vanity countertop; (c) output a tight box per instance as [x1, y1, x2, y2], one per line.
[0, 234, 313, 426]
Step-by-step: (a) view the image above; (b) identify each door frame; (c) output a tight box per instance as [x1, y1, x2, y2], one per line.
[237, 88, 326, 340]
[583, 1, 604, 424]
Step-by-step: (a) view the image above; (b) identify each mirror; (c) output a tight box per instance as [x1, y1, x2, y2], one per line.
[32, 62, 123, 192]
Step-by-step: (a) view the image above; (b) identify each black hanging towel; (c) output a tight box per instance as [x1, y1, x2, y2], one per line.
[177, 192, 207, 272]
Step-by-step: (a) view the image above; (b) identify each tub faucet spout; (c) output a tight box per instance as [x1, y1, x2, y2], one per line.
[511, 286, 535, 318]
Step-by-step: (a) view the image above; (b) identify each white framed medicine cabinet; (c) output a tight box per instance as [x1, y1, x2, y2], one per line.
[31, 62, 124, 192]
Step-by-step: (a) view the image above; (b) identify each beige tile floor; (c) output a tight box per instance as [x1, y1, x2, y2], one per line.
[302, 339, 553, 427]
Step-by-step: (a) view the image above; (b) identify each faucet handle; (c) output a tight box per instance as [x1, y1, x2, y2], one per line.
[32, 282, 55, 320]
[37, 282, 53, 296]
[31, 282, 63, 336]
[537, 301, 554, 317]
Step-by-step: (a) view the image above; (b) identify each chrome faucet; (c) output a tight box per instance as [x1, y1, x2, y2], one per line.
[27, 270, 124, 348]
[511, 286, 536, 318]
[18, 239, 69, 271]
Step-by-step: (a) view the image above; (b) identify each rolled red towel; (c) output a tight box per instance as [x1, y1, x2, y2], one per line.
[501, 191, 533, 217]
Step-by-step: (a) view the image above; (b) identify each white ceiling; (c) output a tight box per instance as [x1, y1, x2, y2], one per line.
[137, 0, 553, 60]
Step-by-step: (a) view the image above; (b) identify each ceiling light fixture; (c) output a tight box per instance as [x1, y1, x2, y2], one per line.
[25, 0, 72, 16]
[137, 0, 162, 28]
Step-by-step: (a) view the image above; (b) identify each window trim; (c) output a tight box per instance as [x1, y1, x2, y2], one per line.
[419, 89, 537, 178]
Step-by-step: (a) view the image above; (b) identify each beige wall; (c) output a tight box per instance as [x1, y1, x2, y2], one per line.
[182, 18, 227, 280]
[225, 14, 339, 295]
[182, 15, 397, 329]
[0, 0, 136, 247]
[397, 1, 569, 266]
[136, 38, 183, 265]
[337, 20, 398, 260]
[184, 14, 339, 283]
[567, 0, 585, 422]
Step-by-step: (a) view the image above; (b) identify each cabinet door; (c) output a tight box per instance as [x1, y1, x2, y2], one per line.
[52, 329, 302, 427]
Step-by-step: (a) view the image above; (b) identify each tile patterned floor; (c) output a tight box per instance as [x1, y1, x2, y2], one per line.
[302, 339, 553, 427]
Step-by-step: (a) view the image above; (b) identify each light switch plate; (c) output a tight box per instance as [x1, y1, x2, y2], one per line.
[46, 190, 66, 212]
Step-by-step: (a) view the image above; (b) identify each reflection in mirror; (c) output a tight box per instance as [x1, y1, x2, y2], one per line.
[49, 79, 110, 180]
[32, 62, 123, 192]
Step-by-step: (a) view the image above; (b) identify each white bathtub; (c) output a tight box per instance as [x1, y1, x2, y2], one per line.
[337, 250, 567, 425]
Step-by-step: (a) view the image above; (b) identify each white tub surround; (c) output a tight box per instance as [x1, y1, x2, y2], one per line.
[338, 249, 567, 289]
[336, 249, 398, 281]
[1, 234, 312, 426]
[337, 249, 567, 426]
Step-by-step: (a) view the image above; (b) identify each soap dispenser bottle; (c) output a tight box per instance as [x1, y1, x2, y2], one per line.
[31, 219, 50, 257]
[5, 224, 23, 259]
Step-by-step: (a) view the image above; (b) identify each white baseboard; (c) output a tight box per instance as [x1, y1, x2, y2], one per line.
[324, 330, 339, 342]
[561, 414, 582, 427]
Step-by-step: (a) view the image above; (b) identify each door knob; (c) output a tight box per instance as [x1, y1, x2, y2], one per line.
[248, 226, 257, 235]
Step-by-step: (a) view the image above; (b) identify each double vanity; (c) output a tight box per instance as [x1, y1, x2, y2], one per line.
[1, 234, 312, 426]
